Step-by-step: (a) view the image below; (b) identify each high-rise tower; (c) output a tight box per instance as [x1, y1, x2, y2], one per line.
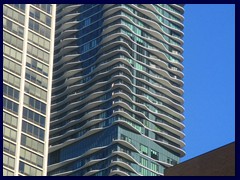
[3, 4, 56, 176]
[48, 4, 185, 176]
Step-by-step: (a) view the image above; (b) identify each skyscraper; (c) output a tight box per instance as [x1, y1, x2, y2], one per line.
[3, 4, 56, 176]
[48, 4, 185, 176]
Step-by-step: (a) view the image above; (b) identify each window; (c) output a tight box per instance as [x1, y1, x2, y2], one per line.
[25, 69, 48, 89]
[27, 44, 50, 63]
[82, 42, 90, 53]
[33, 4, 52, 14]
[30, 7, 51, 26]
[167, 158, 178, 165]
[24, 95, 46, 114]
[3, 97, 18, 114]
[3, 168, 14, 176]
[19, 161, 42, 176]
[3, 70, 21, 88]
[3, 44, 22, 62]
[25, 81, 47, 101]
[140, 144, 148, 155]
[26, 56, 49, 76]
[3, 154, 15, 169]
[84, 18, 91, 26]
[150, 149, 159, 160]
[81, 39, 98, 53]
[145, 129, 149, 136]
[3, 140, 16, 155]
[29, 19, 50, 38]
[135, 62, 144, 71]
[3, 5, 25, 24]
[149, 171, 157, 176]
[3, 57, 21, 75]
[140, 167, 148, 176]
[92, 39, 97, 47]
[143, 119, 149, 127]
[3, 125, 17, 141]
[23, 107, 45, 127]
[3, 84, 19, 101]
[22, 120, 45, 141]
[9, 4, 25, 12]
[140, 157, 148, 167]
[120, 134, 132, 143]
[150, 162, 159, 172]
[3, 31, 23, 50]
[28, 31, 50, 51]
[20, 148, 43, 168]
[3, 112, 18, 128]
[21, 134, 44, 154]
[3, 17, 24, 37]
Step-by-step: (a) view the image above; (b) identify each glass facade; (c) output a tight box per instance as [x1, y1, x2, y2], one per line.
[48, 4, 185, 176]
[3, 4, 56, 176]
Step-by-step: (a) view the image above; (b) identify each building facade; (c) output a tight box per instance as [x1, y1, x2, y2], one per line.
[3, 4, 56, 176]
[48, 4, 185, 176]
[165, 142, 235, 176]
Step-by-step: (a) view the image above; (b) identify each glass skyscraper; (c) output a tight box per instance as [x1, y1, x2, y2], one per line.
[3, 4, 56, 176]
[48, 4, 185, 176]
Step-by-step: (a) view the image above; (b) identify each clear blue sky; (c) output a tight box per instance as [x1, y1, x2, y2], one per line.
[182, 4, 235, 162]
